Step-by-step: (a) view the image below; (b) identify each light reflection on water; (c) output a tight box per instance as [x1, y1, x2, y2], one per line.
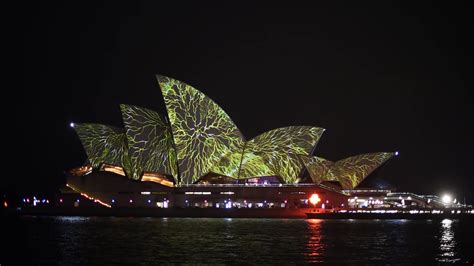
[54, 216, 90, 223]
[438, 219, 459, 263]
[5, 216, 473, 264]
[305, 219, 323, 262]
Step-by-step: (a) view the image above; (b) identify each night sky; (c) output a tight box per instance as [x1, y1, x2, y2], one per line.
[5, 2, 473, 202]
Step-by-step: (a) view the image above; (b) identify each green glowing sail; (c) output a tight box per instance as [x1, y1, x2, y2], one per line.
[238, 126, 325, 183]
[327, 152, 395, 189]
[157, 75, 245, 184]
[120, 104, 178, 181]
[210, 147, 246, 178]
[266, 153, 308, 184]
[73, 123, 132, 175]
[302, 156, 334, 184]
[309, 152, 395, 189]
[71, 75, 396, 187]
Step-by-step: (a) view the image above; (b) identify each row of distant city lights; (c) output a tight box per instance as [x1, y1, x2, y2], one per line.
[183, 199, 288, 203]
[21, 197, 50, 206]
[21, 195, 462, 209]
[182, 197, 340, 209]
[338, 209, 474, 214]
[54, 190, 322, 208]
[181, 198, 333, 209]
[21, 195, 294, 208]
[21, 197, 169, 207]
[21, 197, 310, 206]
[184, 199, 293, 208]
[113, 198, 169, 204]
[348, 194, 458, 205]
[181, 199, 327, 205]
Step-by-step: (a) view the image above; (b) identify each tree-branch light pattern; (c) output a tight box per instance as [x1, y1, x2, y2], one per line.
[304, 152, 395, 189]
[237, 126, 324, 183]
[73, 123, 132, 176]
[120, 104, 178, 181]
[158, 75, 324, 184]
[303, 157, 334, 184]
[158, 75, 246, 184]
[72, 75, 396, 188]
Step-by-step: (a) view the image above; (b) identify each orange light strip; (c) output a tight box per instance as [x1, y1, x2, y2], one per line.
[142, 174, 174, 187]
[101, 165, 126, 176]
[69, 165, 93, 176]
[66, 183, 111, 208]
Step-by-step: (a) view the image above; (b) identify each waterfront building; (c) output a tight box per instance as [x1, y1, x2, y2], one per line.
[65, 76, 397, 210]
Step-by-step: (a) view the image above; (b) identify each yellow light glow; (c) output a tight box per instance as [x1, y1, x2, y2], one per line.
[309, 193, 321, 205]
[142, 172, 174, 187]
[101, 164, 126, 176]
[69, 165, 92, 176]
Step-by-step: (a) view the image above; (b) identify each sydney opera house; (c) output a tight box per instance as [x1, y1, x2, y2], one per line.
[65, 75, 397, 210]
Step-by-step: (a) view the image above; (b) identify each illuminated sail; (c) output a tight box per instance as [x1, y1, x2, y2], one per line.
[73, 123, 131, 176]
[157, 75, 245, 184]
[120, 104, 178, 181]
[238, 126, 324, 183]
[305, 152, 395, 189]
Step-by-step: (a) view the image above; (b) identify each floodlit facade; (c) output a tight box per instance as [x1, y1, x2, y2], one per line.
[67, 75, 397, 209]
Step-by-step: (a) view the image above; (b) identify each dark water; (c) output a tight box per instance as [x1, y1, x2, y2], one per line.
[3, 216, 474, 264]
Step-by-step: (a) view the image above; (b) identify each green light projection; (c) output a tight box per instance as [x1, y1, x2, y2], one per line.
[302, 156, 334, 184]
[157, 75, 245, 184]
[73, 123, 132, 176]
[120, 104, 178, 181]
[265, 153, 307, 184]
[72, 75, 396, 186]
[238, 126, 325, 183]
[305, 152, 395, 189]
[327, 152, 395, 189]
[158, 74, 325, 183]
[211, 148, 246, 178]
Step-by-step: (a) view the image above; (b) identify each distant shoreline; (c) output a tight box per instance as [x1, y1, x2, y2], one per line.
[305, 211, 474, 220]
[5, 206, 309, 219]
[4, 206, 474, 220]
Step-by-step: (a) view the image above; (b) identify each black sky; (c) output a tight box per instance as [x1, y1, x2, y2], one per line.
[5, 2, 474, 202]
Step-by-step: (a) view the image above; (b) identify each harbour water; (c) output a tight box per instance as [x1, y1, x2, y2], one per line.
[3, 216, 473, 264]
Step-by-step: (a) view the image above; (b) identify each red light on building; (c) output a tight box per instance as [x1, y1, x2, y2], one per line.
[309, 194, 321, 206]
[3, 201, 7, 208]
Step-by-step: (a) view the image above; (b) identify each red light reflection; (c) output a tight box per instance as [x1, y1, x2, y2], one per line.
[305, 219, 323, 262]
